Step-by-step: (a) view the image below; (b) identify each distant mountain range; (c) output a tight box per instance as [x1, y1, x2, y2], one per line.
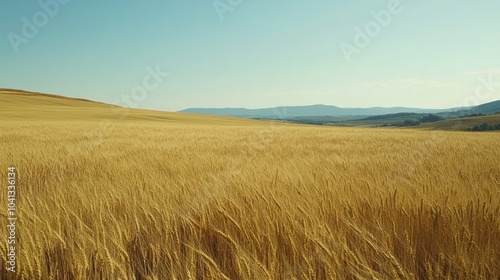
[469, 100, 500, 114]
[179, 102, 500, 119]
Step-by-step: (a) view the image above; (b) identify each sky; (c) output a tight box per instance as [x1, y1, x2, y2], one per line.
[1, 0, 499, 111]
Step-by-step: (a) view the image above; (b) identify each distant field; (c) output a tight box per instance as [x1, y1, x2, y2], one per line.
[1, 90, 500, 279]
[331, 113, 423, 127]
[285, 112, 500, 131]
[418, 113, 500, 130]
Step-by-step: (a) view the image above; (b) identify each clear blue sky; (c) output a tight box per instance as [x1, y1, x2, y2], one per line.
[1, 0, 499, 111]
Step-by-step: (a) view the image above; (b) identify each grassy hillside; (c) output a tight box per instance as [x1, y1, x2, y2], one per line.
[0, 88, 112, 107]
[287, 112, 500, 131]
[1, 89, 500, 279]
[418, 113, 500, 130]
[0, 89, 265, 125]
[334, 113, 424, 127]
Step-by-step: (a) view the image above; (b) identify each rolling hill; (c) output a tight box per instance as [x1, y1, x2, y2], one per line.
[419, 113, 500, 130]
[0, 88, 264, 125]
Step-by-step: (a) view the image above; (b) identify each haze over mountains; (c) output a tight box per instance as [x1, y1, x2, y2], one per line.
[179, 103, 500, 119]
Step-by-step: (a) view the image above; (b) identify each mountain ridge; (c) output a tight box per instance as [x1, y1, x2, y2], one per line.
[179, 104, 476, 118]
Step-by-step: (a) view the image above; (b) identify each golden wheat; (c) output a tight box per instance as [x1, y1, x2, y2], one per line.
[1, 91, 500, 279]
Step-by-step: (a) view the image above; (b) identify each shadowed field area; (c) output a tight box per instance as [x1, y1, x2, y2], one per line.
[1, 90, 500, 279]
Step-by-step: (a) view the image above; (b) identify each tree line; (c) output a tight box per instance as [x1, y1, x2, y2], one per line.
[466, 123, 500, 132]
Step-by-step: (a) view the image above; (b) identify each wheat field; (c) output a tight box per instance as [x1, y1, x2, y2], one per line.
[1, 90, 500, 279]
